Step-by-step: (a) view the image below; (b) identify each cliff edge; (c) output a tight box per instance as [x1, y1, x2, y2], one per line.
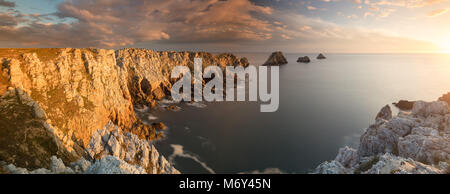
[0, 48, 248, 173]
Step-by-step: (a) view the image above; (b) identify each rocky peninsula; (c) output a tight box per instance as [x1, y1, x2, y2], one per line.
[0, 48, 248, 174]
[314, 100, 450, 174]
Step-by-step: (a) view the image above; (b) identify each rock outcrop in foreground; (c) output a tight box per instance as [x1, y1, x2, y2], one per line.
[314, 101, 450, 174]
[262, 51, 288, 66]
[0, 48, 247, 173]
[1, 121, 179, 174]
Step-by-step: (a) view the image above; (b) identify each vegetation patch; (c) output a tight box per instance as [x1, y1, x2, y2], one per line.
[354, 156, 380, 174]
[0, 48, 61, 63]
[0, 90, 75, 170]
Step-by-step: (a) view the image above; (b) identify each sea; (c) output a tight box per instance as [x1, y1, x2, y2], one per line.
[135, 53, 450, 173]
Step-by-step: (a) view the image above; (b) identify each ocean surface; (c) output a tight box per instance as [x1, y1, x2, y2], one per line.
[136, 53, 450, 174]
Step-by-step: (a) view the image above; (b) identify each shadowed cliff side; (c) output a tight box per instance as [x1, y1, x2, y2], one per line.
[116, 48, 249, 108]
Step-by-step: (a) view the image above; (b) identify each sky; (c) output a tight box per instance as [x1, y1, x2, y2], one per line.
[1, 0, 450, 53]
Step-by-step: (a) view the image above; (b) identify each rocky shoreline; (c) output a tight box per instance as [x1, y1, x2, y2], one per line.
[1, 48, 450, 174]
[0, 48, 248, 174]
[314, 100, 450, 174]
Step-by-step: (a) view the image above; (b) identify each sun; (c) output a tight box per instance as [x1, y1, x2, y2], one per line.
[439, 41, 450, 53]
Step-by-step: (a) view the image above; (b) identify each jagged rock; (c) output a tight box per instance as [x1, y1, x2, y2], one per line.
[85, 121, 179, 174]
[313, 160, 351, 174]
[376, 105, 392, 121]
[412, 101, 448, 117]
[359, 120, 400, 157]
[50, 156, 74, 174]
[318, 99, 450, 174]
[3, 155, 76, 174]
[70, 158, 92, 173]
[116, 48, 249, 107]
[364, 153, 441, 174]
[296, 56, 310, 63]
[317, 53, 326, 59]
[152, 122, 167, 131]
[335, 146, 359, 168]
[1, 48, 243, 171]
[398, 127, 450, 164]
[0, 48, 140, 151]
[262, 51, 288, 66]
[393, 100, 415, 110]
[85, 156, 146, 174]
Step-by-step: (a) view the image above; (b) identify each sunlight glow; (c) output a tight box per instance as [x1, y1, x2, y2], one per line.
[439, 40, 450, 53]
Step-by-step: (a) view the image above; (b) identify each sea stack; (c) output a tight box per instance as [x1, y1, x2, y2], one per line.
[297, 56, 310, 63]
[317, 53, 326, 59]
[262, 51, 288, 66]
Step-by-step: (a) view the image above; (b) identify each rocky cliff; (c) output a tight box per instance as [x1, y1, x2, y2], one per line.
[314, 100, 450, 174]
[0, 48, 247, 173]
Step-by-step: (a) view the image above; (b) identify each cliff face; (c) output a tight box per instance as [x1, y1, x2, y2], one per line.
[116, 48, 249, 108]
[0, 48, 248, 172]
[1, 49, 137, 157]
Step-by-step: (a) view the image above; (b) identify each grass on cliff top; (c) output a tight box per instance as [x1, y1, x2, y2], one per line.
[0, 48, 61, 63]
[0, 72, 8, 95]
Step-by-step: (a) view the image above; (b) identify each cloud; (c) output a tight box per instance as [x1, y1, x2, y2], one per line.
[0, 13, 19, 27]
[428, 8, 449, 17]
[262, 12, 439, 53]
[0, 0, 274, 47]
[307, 6, 317, 10]
[0, 0, 14, 7]
[0, 0, 441, 53]
[371, 0, 446, 8]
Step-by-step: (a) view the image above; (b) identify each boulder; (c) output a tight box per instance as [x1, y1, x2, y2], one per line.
[316, 53, 326, 59]
[376, 105, 392, 121]
[262, 51, 288, 66]
[313, 160, 351, 174]
[335, 146, 359, 168]
[85, 156, 146, 174]
[393, 100, 415, 111]
[296, 56, 310, 63]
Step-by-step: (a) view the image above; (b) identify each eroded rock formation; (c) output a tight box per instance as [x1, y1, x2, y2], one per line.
[262, 51, 288, 66]
[314, 101, 450, 174]
[297, 56, 311, 63]
[0, 48, 246, 173]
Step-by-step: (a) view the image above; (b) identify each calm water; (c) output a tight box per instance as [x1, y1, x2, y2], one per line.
[136, 53, 450, 174]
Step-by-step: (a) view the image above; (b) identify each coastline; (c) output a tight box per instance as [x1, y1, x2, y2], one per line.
[314, 99, 450, 174]
[0, 48, 248, 174]
[1, 48, 450, 174]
